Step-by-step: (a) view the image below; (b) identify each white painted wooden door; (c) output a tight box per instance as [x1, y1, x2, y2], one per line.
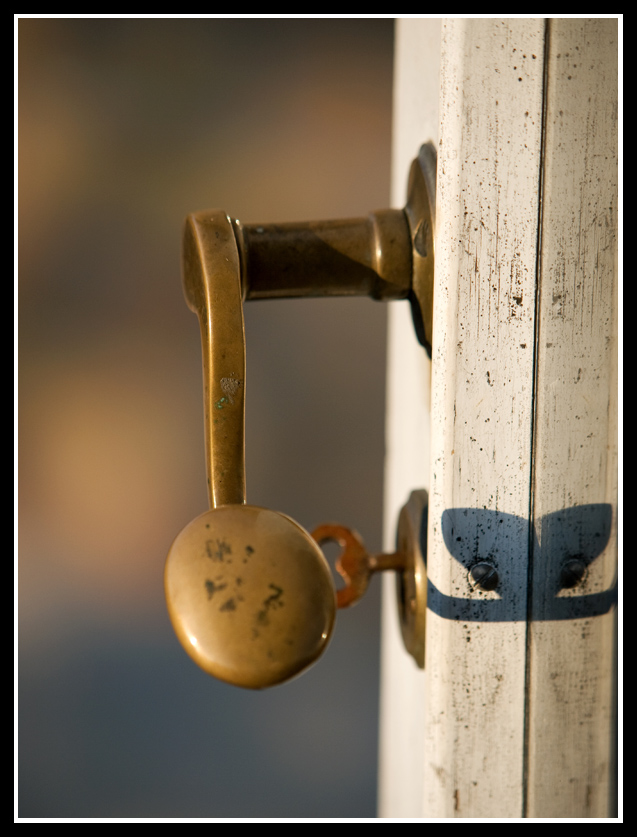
[380, 18, 618, 819]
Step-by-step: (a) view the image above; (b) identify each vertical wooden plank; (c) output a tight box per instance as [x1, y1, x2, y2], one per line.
[526, 19, 618, 818]
[378, 17, 440, 819]
[382, 18, 618, 819]
[424, 19, 545, 817]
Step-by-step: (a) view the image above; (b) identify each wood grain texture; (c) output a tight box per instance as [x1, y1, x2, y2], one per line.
[424, 19, 545, 817]
[525, 18, 618, 818]
[381, 18, 618, 819]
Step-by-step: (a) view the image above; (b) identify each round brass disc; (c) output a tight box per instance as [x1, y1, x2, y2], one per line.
[395, 489, 428, 668]
[165, 505, 336, 689]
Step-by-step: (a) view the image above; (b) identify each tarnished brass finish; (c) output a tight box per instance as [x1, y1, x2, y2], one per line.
[167, 146, 436, 688]
[182, 212, 245, 508]
[238, 209, 412, 302]
[165, 506, 335, 689]
[312, 489, 428, 669]
[232, 142, 437, 353]
[404, 144, 436, 353]
[166, 211, 336, 689]
[394, 489, 428, 668]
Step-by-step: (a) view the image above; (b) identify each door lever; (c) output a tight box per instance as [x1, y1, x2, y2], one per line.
[165, 145, 435, 688]
[237, 141, 435, 353]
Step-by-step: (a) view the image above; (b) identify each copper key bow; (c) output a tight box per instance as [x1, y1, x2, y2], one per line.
[311, 523, 406, 608]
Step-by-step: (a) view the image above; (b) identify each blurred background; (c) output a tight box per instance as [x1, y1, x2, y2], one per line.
[18, 18, 396, 818]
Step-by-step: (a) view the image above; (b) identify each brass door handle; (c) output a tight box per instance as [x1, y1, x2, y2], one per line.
[237, 141, 435, 352]
[165, 145, 435, 689]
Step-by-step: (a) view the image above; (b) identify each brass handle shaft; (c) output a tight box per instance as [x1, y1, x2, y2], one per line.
[182, 211, 246, 508]
[228, 141, 436, 354]
[235, 209, 412, 302]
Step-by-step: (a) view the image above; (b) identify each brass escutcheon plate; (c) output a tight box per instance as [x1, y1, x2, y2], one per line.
[395, 489, 428, 668]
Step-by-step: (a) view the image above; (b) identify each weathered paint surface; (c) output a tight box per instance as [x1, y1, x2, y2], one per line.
[525, 18, 618, 818]
[425, 18, 545, 818]
[378, 17, 440, 819]
[380, 17, 617, 818]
